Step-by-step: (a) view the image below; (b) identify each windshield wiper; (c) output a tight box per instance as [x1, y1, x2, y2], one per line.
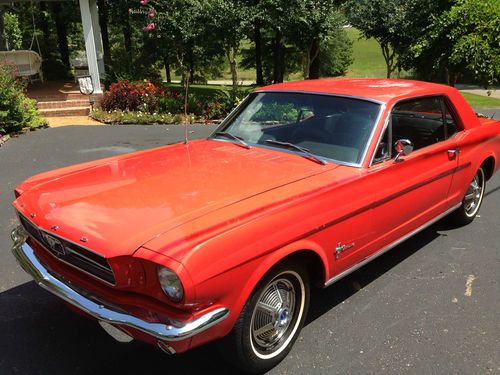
[265, 140, 326, 165]
[214, 132, 251, 149]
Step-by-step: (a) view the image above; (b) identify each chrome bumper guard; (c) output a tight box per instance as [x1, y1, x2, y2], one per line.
[11, 226, 229, 342]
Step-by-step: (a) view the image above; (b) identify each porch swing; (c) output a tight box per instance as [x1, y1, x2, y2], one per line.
[0, 2, 43, 82]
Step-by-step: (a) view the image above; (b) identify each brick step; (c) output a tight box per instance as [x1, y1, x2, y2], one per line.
[28, 92, 89, 102]
[37, 100, 90, 110]
[40, 107, 90, 117]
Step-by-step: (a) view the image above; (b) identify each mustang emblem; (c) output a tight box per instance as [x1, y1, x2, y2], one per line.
[335, 242, 355, 259]
[41, 232, 66, 256]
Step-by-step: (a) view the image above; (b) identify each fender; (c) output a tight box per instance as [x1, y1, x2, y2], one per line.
[231, 239, 330, 324]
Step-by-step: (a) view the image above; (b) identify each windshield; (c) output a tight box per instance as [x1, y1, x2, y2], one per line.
[215, 92, 381, 165]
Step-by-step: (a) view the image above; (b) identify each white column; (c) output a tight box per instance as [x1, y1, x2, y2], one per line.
[79, 0, 102, 94]
[90, 0, 106, 78]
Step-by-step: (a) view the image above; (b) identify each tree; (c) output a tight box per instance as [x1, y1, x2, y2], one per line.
[318, 29, 353, 77]
[97, 0, 113, 69]
[204, 0, 250, 94]
[51, 3, 70, 69]
[345, 0, 411, 78]
[288, 0, 344, 79]
[3, 12, 22, 50]
[140, 0, 212, 115]
[407, 0, 499, 87]
[250, 0, 265, 85]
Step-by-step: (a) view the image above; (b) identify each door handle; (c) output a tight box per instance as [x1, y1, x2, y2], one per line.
[447, 148, 460, 159]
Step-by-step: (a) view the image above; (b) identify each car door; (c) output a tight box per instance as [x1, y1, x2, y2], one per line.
[365, 96, 460, 250]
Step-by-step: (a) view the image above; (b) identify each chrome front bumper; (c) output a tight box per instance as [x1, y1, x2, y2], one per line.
[11, 226, 229, 342]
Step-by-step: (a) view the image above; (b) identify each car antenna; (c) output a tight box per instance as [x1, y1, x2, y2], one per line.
[184, 121, 189, 144]
[491, 112, 496, 119]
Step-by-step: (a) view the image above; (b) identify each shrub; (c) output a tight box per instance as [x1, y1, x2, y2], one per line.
[100, 80, 244, 122]
[0, 63, 47, 135]
[157, 90, 183, 114]
[99, 80, 166, 113]
[90, 109, 192, 125]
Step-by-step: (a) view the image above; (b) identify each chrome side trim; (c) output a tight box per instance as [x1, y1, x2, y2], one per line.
[324, 203, 462, 287]
[11, 226, 230, 342]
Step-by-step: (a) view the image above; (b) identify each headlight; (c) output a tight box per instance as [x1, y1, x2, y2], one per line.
[157, 266, 184, 302]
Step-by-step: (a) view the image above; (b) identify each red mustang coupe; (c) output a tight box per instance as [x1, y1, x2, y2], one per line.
[11, 79, 500, 373]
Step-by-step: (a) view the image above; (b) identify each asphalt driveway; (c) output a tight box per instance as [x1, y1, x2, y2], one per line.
[0, 125, 499, 374]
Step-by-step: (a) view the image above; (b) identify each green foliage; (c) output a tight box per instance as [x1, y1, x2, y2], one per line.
[435, 0, 499, 87]
[91, 108, 188, 124]
[344, 0, 411, 78]
[401, 0, 499, 87]
[319, 29, 353, 77]
[99, 80, 244, 120]
[251, 102, 299, 122]
[0, 64, 47, 135]
[286, 0, 345, 78]
[201, 0, 251, 92]
[4, 12, 22, 50]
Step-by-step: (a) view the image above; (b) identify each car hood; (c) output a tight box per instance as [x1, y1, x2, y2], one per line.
[14, 139, 334, 258]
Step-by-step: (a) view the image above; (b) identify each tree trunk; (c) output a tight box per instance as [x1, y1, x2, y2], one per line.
[273, 30, 284, 83]
[253, 0, 263, 85]
[97, 0, 112, 67]
[308, 38, 321, 79]
[176, 53, 189, 118]
[184, 74, 189, 117]
[38, 3, 50, 46]
[0, 10, 6, 51]
[122, 11, 133, 65]
[164, 56, 171, 83]
[188, 51, 194, 83]
[254, 21, 264, 85]
[51, 3, 70, 69]
[444, 65, 458, 87]
[380, 42, 396, 79]
[227, 45, 239, 97]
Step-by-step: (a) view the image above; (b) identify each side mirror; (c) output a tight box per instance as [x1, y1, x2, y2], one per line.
[394, 139, 414, 162]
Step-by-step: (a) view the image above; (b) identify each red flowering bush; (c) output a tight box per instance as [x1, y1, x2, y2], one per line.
[99, 79, 240, 121]
[100, 80, 167, 113]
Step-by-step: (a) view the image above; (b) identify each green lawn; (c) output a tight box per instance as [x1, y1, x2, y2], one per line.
[344, 27, 414, 79]
[165, 82, 255, 97]
[345, 28, 388, 78]
[460, 92, 500, 108]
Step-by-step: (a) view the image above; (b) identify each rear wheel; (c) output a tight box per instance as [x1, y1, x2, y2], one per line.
[451, 167, 486, 226]
[220, 262, 309, 374]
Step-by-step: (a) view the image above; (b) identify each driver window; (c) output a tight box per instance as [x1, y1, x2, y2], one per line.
[391, 97, 445, 153]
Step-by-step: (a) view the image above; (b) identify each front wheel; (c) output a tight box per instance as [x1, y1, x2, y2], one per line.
[220, 262, 310, 374]
[451, 166, 486, 226]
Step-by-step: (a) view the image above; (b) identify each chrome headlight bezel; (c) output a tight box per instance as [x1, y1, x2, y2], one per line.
[157, 266, 184, 303]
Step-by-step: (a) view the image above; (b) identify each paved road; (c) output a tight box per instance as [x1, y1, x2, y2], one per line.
[1, 125, 499, 375]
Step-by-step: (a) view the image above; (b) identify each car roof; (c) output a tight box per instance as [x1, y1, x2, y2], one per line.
[257, 78, 455, 104]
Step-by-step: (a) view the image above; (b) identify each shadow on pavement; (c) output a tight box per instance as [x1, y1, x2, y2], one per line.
[305, 217, 448, 325]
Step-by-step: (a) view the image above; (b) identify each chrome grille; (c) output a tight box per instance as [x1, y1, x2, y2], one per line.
[18, 214, 115, 285]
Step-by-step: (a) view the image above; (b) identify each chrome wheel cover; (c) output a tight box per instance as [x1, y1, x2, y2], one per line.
[250, 271, 304, 359]
[464, 169, 485, 217]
